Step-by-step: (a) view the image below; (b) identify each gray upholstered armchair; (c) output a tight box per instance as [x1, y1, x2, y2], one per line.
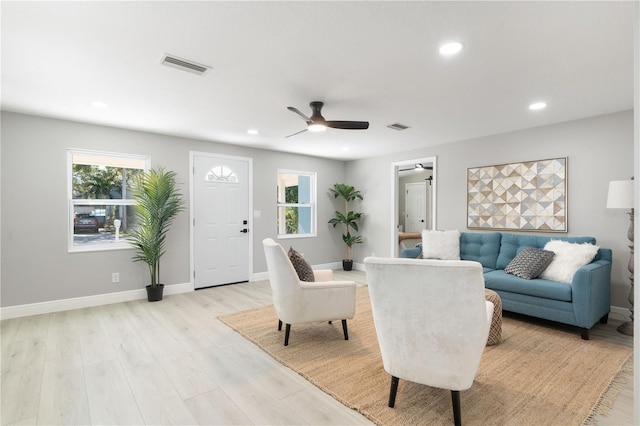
[364, 257, 493, 426]
[262, 238, 356, 346]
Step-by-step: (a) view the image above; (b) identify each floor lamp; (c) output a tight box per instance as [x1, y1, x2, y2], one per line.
[606, 179, 634, 336]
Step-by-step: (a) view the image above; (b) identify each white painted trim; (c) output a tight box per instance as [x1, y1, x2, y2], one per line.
[0, 283, 192, 320]
[189, 151, 254, 291]
[390, 156, 437, 257]
[609, 305, 633, 322]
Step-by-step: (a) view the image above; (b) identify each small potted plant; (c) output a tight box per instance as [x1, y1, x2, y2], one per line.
[328, 183, 363, 271]
[130, 166, 184, 301]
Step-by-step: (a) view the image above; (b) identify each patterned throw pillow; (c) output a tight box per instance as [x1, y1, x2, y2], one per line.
[288, 247, 315, 282]
[504, 247, 555, 280]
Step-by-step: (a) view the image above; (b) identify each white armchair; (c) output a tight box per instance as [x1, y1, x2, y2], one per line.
[364, 257, 493, 426]
[262, 238, 356, 346]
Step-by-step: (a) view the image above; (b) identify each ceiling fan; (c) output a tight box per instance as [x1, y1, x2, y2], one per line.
[399, 163, 434, 172]
[286, 101, 369, 138]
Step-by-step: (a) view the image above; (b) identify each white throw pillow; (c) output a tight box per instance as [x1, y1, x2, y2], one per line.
[421, 230, 460, 260]
[539, 240, 599, 284]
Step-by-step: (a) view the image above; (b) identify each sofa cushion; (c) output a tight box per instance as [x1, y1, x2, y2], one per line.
[496, 234, 596, 270]
[484, 270, 572, 302]
[422, 229, 460, 260]
[504, 247, 555, 280]
[460, 232, 501, 269]
[288, 247, 315, 282]
[539, 240, 600, 284]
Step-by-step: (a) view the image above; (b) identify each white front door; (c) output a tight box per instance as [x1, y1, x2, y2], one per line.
[193, 154, 251, 289]
[405, 182, 427, 232]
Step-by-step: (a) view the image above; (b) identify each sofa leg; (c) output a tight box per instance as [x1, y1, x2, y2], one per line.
[599, 313, 609, 324]
[388, 376, 399, 408]
[580, 328, 590, 340]
[342, 319, 349, 340]
[278, 319, 282, 331]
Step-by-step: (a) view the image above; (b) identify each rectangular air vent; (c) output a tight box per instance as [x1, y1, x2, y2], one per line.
[160, 53, 210, 76]
[387, 123, 411, 131]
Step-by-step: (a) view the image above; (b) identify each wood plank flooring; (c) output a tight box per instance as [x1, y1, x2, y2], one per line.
[1, 270, 634, 425]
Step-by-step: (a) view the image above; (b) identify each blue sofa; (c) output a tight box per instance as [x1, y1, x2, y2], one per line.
[401, 232, 612, 339]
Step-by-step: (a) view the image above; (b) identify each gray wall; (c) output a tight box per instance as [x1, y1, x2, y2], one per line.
[346, 110, 634, 309]
[1, 112, 346, 307]
[1, 110, 634, 310]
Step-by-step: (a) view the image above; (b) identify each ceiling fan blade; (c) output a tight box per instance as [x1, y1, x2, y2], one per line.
[326, 120, 369, 130]
[287, 106, 311, 122]
[285, 128, 308, 138]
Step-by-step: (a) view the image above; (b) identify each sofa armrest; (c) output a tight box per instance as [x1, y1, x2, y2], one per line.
[571, 260, 612, 327]
[401, 247, 422, 258]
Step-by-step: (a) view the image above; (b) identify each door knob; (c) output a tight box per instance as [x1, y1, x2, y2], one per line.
[240, 229, 248, 233]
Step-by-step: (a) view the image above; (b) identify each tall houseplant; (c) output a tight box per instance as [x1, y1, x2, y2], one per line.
[130, 167, 184, 301]
[328, 183, 363, 271]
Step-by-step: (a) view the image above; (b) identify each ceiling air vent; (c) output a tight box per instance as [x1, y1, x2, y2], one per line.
[160, 53, 210, 76]
[387, 123, 411, 131]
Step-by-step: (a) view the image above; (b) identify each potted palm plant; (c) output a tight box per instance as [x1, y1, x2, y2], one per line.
[130, 166, 184, 301]
[328, 183, 363, 271]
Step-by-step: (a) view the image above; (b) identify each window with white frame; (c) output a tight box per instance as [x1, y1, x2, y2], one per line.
[68, 149, 149, 252]
[277, 170, 316, 238]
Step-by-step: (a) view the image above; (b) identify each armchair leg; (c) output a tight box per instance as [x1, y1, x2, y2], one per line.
[278, 319, 282, 331]
[284, 323, 291, 346]
[388, 376, 399, 408]
[600, 313, 609, 324]
[342, 319, 349, 340]
[451, 390, 461, 426]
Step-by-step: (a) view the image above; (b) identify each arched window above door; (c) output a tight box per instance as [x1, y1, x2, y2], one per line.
[205, 165, 238, 183]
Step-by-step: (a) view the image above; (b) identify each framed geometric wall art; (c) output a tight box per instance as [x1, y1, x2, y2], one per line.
[467, 157, 567, 232]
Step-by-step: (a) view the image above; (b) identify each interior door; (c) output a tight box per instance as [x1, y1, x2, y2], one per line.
[405, 182, 427, 232]
[193, 154, 250, 288]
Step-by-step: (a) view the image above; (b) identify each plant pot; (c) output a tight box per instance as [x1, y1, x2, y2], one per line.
[146, 284, 164, 302]
[342, 260, 353, 271]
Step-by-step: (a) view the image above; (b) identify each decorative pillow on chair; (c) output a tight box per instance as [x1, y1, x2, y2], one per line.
[421, 230, 460, 260]
[288, 247, 315, 282]
[504, 247, 555, 280]
[539, 240, 600, 284]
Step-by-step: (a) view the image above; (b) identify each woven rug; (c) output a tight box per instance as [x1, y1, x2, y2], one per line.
[219, 287, 632, 425]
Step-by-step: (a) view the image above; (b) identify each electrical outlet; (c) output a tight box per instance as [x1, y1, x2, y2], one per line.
[371, 252, 376, 257]
[112, 272, 120, 283]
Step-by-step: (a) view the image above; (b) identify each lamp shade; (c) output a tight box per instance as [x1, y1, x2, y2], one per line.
[606, 180, 634, 209]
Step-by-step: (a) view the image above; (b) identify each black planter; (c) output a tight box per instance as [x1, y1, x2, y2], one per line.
[342, 260, 353, 271]
[146, 284, 164, 302]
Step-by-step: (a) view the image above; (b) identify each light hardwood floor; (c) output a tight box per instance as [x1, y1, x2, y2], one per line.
[1, 269, 634, 425]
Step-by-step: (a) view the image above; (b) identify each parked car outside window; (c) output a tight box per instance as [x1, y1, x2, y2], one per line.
[74, 213, 99, 234]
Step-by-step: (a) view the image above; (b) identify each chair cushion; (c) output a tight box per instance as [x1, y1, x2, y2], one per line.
[539, 240, 599, 284]
[421, 229, 460, 260]
[504, 247, 555, 280]
[288, 247, 315, 282]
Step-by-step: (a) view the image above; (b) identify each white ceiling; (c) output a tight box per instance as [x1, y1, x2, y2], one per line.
[1, 1, 634, 161]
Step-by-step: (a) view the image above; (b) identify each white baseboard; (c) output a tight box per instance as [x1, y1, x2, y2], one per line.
[609, 305, 633, 322]
[0, 282, 193, 320]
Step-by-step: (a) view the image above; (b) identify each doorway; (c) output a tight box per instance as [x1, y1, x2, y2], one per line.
[191, 152, 253, 289]
[390, 156, 436, 257]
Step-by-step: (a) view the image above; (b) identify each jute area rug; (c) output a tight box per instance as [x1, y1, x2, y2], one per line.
[219, 287, 632, 425]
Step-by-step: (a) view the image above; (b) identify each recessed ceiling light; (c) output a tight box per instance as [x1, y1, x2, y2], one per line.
[342, 147, 350, 151]
[247, 129, 259, 135]
[91, 101, 108, 108]
[439, 42, 463, 56]
[529, 102, 547, 111]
